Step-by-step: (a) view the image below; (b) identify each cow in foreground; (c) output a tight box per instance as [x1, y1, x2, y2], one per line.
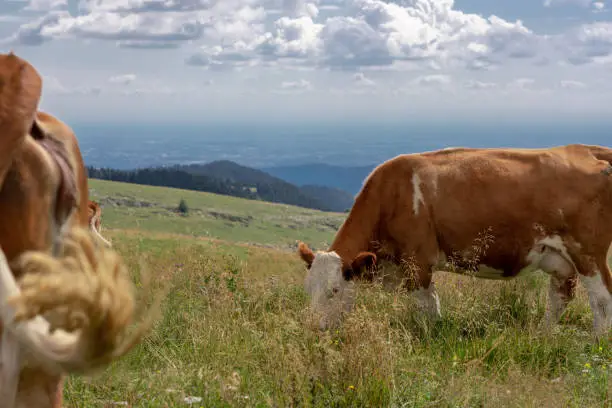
[88, 200, 112, 247]
[297, 144, 612, 336]
[0, 53, 149, 407]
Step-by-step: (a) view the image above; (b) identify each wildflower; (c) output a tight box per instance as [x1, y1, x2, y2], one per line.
[348, 385, 355, 391]
[585, 363, 591, 369]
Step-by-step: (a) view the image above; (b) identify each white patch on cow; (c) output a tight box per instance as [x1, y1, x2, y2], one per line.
[304, 251, 355, 330]
[414, 284, 441, 318]
[581, 271, 612, 335]
[526, 235, 577, 274]
[412, 172, 425, 215]
[536, 236, 573, 264]
[558, 208, 564, 218]
[430, 173, 438, 196]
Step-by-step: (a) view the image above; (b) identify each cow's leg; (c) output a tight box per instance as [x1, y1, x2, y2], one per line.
[15, 369, 63, 408]
[399, 257, 441, 320]
[543, 274, 577, 327]
[537, 247, 577, 327]
[579, 260, 612, 336]
[51, 376, 63, 408]
[413, 274, 441, 320]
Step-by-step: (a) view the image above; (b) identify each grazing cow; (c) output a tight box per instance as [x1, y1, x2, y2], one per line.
[297, 144, 612, 336]
[0, 53, 148, 407]
[88, 200, 112, 247]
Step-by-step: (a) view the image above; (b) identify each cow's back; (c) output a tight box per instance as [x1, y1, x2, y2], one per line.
[371, 144, 612, 275]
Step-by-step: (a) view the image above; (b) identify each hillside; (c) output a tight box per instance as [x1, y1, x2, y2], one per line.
[261, 163, 375, 195]
[88, 161, 355, 212]
[88, 178, 346, 250]
[179, 161, 355, 212]
[299, 184, 354, 212]
[69, 178, 611, 407]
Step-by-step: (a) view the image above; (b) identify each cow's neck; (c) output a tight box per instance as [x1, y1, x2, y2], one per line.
[329, 182, 381, 263]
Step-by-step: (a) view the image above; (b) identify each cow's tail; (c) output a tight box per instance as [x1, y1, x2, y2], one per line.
[0, 52, 42, 185]
[0, 227, 159, 376]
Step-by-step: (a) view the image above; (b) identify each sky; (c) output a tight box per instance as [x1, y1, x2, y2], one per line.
[2, 0, 612, 123]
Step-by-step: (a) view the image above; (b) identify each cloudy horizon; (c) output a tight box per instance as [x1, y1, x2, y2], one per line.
[2, 0, 612, 123]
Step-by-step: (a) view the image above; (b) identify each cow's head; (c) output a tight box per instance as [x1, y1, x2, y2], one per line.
[297, 242, 376, 330]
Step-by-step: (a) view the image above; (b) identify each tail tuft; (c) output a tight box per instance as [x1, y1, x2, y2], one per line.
[9, 227, 157, 372]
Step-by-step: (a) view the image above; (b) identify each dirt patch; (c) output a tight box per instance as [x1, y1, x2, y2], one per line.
[206, 211, 253, 226]
[100, 195, 157, 208]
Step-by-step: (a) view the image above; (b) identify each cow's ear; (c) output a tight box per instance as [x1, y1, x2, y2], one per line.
[344, 252, 376, 280]
[297, 241, 315, 268]
[352, 251, 376, 271]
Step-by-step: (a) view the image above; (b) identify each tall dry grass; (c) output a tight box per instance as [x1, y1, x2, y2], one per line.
[64, 233, 610, 407]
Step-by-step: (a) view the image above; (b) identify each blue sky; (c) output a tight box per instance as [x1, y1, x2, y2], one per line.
[2, 0, 612, 123]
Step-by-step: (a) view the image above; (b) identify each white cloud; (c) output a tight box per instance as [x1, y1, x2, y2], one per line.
[353, 72, 375, 87]
[544, 0, 592, 6]
[108, 74, 137, 85]
[43, 76, 102, 96]
[563, 22, 612, 65]
[544, 0, 607, 12]
[194, 1, 545, 71]
[413, 74, 451, 87]
[463, 80, 497, 90]
[6, 0, 266, 47]
[280, 78, 312, 90]
[593, 2, 606, 11]
[559, 79, 587, 89]
[507, 78, 535, 89]
[4, 0, 550, 72]
[24, 0, 67, 12]
[120, 86, 176, 96]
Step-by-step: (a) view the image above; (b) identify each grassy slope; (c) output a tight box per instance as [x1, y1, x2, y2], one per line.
[89, 179, 345, 251]
[67, 180, 611, 407]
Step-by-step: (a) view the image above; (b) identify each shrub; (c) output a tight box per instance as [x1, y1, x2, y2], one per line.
[177, 198, 189, 215]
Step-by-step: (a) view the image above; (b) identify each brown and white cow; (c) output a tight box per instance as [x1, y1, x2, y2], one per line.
[0, 53, 149, 407]
[87, 200, 112, 247]
[297, 144, 612, 336]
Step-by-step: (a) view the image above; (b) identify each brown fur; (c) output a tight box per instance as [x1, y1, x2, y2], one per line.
[298, 144, 612, 334]
[88, 200, 102, 232]
[0, 53, 148, 407]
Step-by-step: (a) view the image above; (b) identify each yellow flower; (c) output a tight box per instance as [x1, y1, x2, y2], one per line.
[348, 385, 355, 391]
[584, 363, 591, 369]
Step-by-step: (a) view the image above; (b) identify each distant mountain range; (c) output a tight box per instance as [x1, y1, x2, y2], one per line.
[261, 163, 375, 196]
[87, 160, 359, 212]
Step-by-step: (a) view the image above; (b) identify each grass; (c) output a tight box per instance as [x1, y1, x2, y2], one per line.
[63, 180, 611, 407]
[89, 179, 345, 251]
